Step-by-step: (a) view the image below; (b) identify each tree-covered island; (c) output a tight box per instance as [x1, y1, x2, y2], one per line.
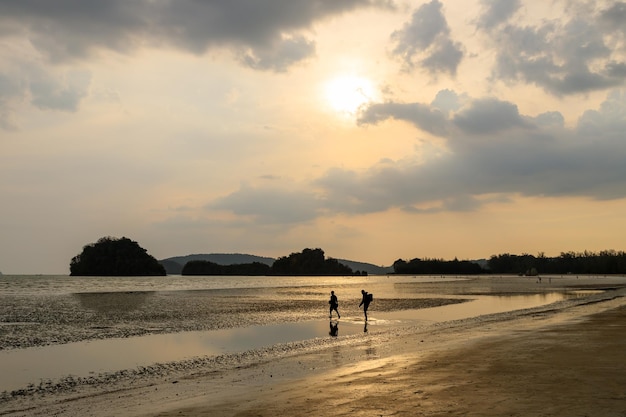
[70, 237, 166, 276]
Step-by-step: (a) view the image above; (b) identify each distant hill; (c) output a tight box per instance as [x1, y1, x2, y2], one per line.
[159, 253, 392, 275]
[335, 259, 393, 275]
[159, 253, 275, 275]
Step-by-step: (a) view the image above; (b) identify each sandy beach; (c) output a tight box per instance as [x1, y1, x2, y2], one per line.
[1, 275, 625, 416]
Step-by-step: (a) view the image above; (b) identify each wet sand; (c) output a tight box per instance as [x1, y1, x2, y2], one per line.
[1, 276, 625, 416]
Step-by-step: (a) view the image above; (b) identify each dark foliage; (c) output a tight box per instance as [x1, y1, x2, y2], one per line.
[487, 250, 626, 275]
[392, 257, 483, 275]
[70, 237, 166, 276]
[182, 260, 271, 275]
[180, 249, 357, 276]
[270, 248, 354, 276]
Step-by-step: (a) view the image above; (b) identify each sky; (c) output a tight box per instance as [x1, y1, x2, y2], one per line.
[1, 0, 625, 274]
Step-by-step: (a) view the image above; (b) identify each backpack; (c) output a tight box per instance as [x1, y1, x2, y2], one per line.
[367, 293, 373, 302]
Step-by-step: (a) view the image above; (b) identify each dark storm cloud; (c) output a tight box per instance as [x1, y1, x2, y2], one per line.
[212, 89, 626, 222]
[0, 0, 389, 70]
[390, 0, 464, 75]
[481, 3, 626, 95]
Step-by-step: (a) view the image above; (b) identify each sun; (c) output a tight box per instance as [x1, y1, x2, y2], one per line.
[324, 75, 377, 115]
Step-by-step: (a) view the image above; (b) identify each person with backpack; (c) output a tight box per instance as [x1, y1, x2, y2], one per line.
[359, 289, 372, 321]
[329, 290, 340, 319]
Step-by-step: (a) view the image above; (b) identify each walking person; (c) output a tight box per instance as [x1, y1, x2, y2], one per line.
[359, 289, 372, 321]
[329, 290, 340, 319]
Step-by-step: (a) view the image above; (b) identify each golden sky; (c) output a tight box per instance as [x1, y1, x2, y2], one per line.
[1, 0, 625, 273]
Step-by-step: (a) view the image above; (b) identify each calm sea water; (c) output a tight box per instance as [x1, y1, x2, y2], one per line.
[0, 274, 465, 297]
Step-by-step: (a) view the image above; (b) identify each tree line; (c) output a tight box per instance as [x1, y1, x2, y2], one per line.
[487, 250, 626, 275]
[392, 250, 626, 275]
[393, 257, 483, 275]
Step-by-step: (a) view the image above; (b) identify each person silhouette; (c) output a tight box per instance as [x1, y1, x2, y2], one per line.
[359, 289, 371, 321]
[329, 290, 340, 319]
[329, 321, 339, 337]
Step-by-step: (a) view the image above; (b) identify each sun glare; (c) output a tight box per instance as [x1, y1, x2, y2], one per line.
[324, 75, 376, 115]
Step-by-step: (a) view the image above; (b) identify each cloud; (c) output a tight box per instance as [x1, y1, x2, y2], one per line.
[598, 2, 626, 34]
[452, 98, 530, 135]
[532, 111, 565, 128]
[238, 35, 316, 72]
[483, 3, 626, 95]
[390, 0, 464, 75]
[0, 0, 389, 71]
[431, 89, 464, 113]
[210, 184, 322, 224]
[357, 101, 450, 137]
[577, 89, 626, 137]
[357, 95, 531, 138]
[475, 0, 521, 30]
[29, 69, 91, 112]
[0, 62, 91, 129]
[207, 89, 624, 220]
[0, 71, 22, 130]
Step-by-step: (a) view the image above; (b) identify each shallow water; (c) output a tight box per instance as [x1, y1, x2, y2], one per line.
[0, 289, 591, 393]
[0, 276, 608, 392]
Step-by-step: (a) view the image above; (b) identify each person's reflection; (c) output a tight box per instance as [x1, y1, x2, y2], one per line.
[329, 320, 339, 337]
[363, 322, 368, 333]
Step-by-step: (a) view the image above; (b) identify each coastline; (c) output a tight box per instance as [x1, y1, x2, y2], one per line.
[1, 276, 625, 416]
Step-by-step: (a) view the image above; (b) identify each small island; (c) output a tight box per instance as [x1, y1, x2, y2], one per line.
[70, 237, 166, 276]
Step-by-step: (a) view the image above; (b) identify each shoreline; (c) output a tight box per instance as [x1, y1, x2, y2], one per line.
[1, 276, 625, 416]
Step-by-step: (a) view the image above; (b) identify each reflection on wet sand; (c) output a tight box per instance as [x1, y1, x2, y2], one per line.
[0, 291, 584, 394]
[329, 321, 339, 337]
